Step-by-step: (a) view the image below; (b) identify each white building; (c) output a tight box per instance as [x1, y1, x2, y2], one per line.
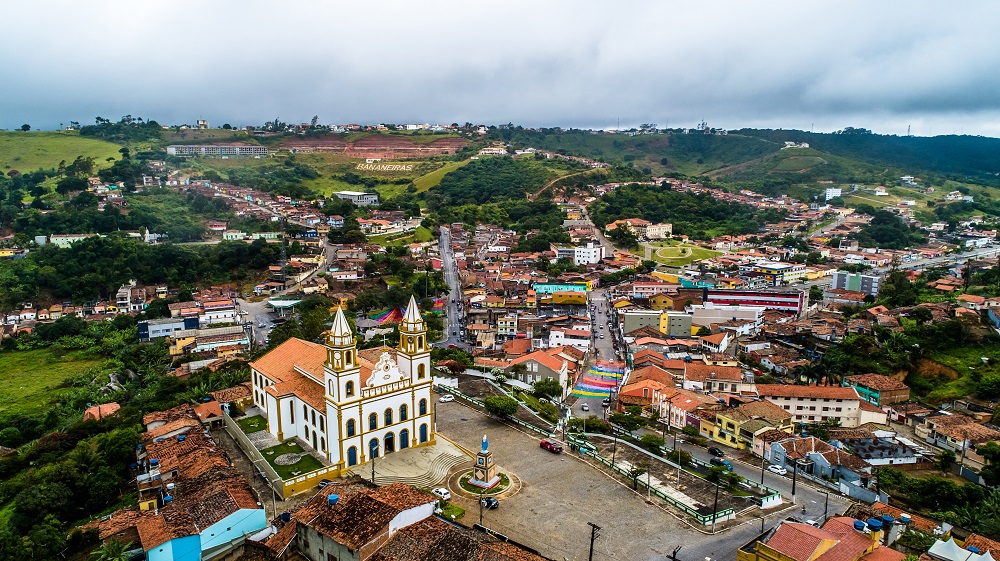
[688, 303, 765, 328]
[551, 241, 605, 266]
[756, 384, 864, 427]
[249, 297, 434, 473]
[334, 190, 380, 206]
[645, 223, 673, 239]
[825, 187, 842, 201]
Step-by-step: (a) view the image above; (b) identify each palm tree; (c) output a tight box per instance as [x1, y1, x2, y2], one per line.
[91, 539, 131, 561]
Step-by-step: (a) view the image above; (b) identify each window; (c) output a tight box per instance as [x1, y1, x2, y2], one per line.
[328, 381, 334, 395]
[369, 413, 378, 431]
[289, 401, 294, 422]
[345, 381, 355, 397]
[796, 406, 804, 411]
[304, 404, 308, 417]
[418, 335, 424, 348]
[305, 427, 310, 439]
[369, 438, 379, 459]
[400, 429, 409, 449]
[809, 406, 816, 411]
[320, 437, 326, 451]
[784, 405, 791, 410]
[417, 364, 426, 379]
[346, 351, 353, 364]
[384, 408, 393, 426]
[346, 419, 356, 437]
[311, 410, 316, 426]
[419, 399, 427, 416]
[320, 416, 325, 431]
[399, 404, 408, 422]
[419, 423, 428, 443]
[822, 407, 829, 412]
[835, 407, 842, 412]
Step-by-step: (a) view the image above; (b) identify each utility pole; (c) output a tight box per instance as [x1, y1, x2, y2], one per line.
[479, 489, 485, 525]
[791, 460, 798, 503]
[587, 522, 602, 561]
[823, 491, 830, 523]
[760, 456, 766, 485]
[711, 483, 721, 533]
[371, 443, 378, 484]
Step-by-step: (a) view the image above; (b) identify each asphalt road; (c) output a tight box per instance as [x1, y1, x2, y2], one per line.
[437, 227, 468, 350]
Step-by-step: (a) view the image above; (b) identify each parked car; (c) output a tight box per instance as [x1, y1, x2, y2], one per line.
[580, 403, 590, 412]
[439, 394, 455, 403]
[480, 497, 499, 509]
[431, 487, 451, 501]
[708, 447, 725, 457]
[318, 479, 332, 488]
[710, 458, 733, 471]
[767, 465, 788, 475]
[540, 439, 563, 453]
[601, 398, 610, 407]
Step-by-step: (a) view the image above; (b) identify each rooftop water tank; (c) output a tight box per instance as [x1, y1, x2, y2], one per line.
[154, 438, 165, 443]
[166, 483, 175, 491]
[882, 515, 894, 525]
[280, 512, 292, 523]
[900, 513, 911, 524]
[164, 495, 173, 503]
[328, 494, 339, 506]
[150, 459, 160, 467]
[969, 547, 981, 554]
[203, 397, 211, 402]
[853, 520, 866, 532]
[177, 435, 186, 442]
[867, 518, 883, 531]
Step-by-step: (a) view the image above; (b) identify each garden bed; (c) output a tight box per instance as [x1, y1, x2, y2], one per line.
[260, 440, 324, 479]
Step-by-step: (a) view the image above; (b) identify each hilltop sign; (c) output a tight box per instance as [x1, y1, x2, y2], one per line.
[356, 163, 414, 172]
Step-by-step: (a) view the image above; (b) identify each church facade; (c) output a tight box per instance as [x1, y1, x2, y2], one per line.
[248, 296, 435, 475]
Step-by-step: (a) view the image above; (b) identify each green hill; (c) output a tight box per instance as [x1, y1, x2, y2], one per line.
[0, 132, 123, 174]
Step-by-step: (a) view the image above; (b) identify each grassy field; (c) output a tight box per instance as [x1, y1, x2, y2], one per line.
[922, 345, 1000, 404]
[646, 240, 722, 266]
[260, 440, 325, 479]
[238, 415, 267, 433]
[0, 131, 122, 173]
[0, 348, 104, 417]
[367, 225, 434, 247]
[770, 155, 826, 172]
[163, 129, 256, 144]
[413, 160, 471, 192]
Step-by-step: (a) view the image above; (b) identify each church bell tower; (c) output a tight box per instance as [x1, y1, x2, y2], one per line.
[397, 295, 430, 384]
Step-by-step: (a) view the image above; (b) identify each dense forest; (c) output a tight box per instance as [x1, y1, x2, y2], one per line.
[851, 210, 927, 249]
[434, 156, 559, 205]
[589, 183, 787, 239]
[0, 236, 282, 307]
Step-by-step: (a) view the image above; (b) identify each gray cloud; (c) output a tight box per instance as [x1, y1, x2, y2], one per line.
[3, 1, 1000, 136]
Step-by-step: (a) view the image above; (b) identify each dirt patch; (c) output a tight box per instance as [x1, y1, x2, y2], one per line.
[280, 134, 467, 159]
[913, 358, 960, 381]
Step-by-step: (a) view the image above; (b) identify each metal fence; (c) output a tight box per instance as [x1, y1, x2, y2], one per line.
[438, 384, 554, 438]
[569, 435, 735, 526]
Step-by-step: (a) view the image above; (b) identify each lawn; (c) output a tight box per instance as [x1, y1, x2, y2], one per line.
[458, 473, 510, 495]
[922, 345, 1000, 404]
[238, 415, 267, 433]
[413, 160, 471, 192]
[770, 155, 826, 172]
[0, 131, 122, 173]
[367, 226, 434, 247]
[260, 440, 325, 480]
[440, 502, 465, 520]
[0, 348, 104, 417]
[647, 240, 722, 266]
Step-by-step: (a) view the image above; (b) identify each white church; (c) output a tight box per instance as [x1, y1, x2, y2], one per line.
[248, 296, 435, 474]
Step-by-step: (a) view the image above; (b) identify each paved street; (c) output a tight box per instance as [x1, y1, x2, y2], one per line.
[436, 399, 825, 561]
[437, 227, 469, 349]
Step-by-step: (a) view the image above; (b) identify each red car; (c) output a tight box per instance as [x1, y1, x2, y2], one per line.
[540, 439, 563, 453]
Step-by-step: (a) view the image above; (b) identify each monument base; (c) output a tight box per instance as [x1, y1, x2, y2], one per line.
[468, 475, 501, 489]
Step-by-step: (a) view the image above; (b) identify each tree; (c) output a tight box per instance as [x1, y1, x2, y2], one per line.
[696, 326, 713, 336]
[222, 123, 232, 130]
[667, 448, 692, 465]
[483, 395, 518, 418]
[978, 442, 1000, 486]
[532, 378, 562, 400]
[20, 124, 30, 131]
[640, 434, 666, 454]
[809, 285, 824, 303]
[936, 450, 956, 472]
[910, 307, 933, 325]
[91, 538, 132, 561]
[608, 412, 645, 432]
[628, 461, 649, 490]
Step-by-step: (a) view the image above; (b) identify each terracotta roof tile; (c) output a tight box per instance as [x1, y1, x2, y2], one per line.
[845, 374, 909, 392]
[757, 384, 860, 400]
[685, 363, 742, 382]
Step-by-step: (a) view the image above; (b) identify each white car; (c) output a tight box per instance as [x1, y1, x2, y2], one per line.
[767, 465, 788, 475]
[431, 487, 451, 501]
[439, 394, 455, 403]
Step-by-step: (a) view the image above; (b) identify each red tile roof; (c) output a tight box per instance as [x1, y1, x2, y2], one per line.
[757, 384, 860, 400]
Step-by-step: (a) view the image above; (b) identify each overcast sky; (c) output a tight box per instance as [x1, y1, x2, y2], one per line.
[4, 1, 1000, 136]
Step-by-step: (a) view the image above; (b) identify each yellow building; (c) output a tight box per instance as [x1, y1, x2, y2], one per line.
[710, 400, 793, 450]
[737, 517, 898, 561]
[649, 293, 674, 310]
[552, 291, 587, 305]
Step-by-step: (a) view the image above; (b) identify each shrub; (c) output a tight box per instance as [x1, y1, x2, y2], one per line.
[640, 434, 666, 454]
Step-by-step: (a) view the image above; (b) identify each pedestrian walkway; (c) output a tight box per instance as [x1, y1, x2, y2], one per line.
[571, 361, 625, 398]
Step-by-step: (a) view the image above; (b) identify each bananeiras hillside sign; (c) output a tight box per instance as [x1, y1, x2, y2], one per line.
[355, 163, 414, 172]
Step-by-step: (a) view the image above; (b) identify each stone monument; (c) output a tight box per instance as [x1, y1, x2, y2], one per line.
[469, 434, 500, 488]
